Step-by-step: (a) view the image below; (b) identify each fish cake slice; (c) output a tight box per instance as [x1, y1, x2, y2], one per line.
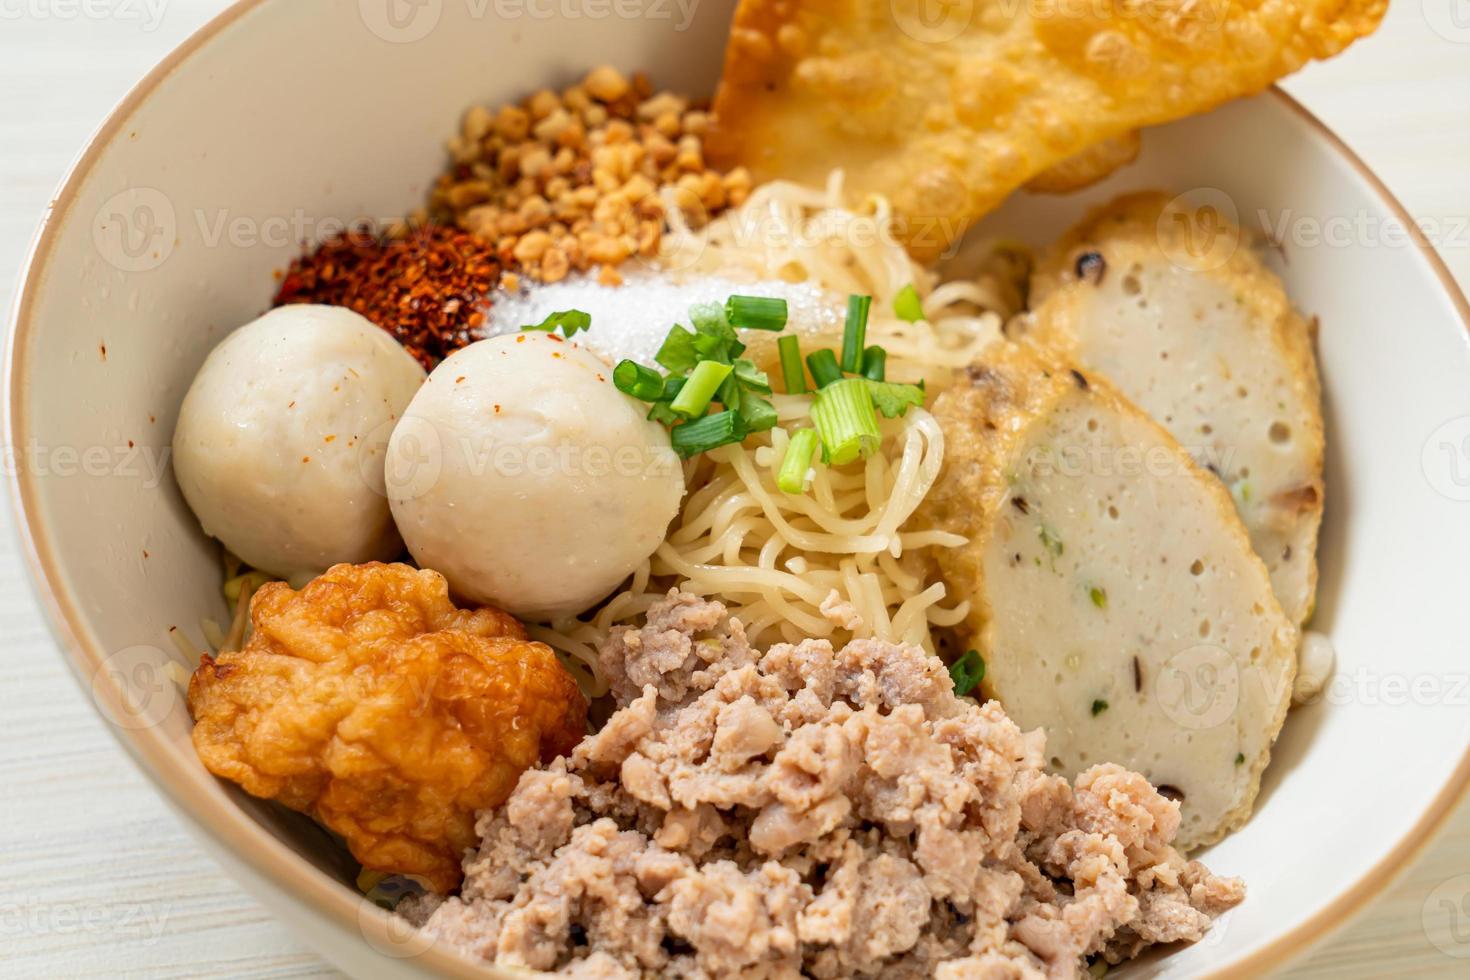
[1022, 192, 1325, 629]
[920, 342, 1297, 849]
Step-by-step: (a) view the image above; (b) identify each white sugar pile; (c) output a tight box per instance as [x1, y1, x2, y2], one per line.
[483, 271, 846, 366]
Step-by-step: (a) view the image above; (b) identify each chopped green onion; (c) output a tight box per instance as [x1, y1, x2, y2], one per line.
[644, 376, 688, 424]
[656, 324, 699, 374]
[894, 284, 925, 323]
[647, 401, 681, 425]
[612, 360, 665, 401]
[731, 358, 771, 394]
[861, 346, 887, 382]
[724, 294, 788, 331]
[1091, 699, 1109, 716]
[522, 309, 591, 337]
[866, 380, 925, 418]
[950, 649, 986, 696]
[738, 392, 779, 433]
[670, 410, 747, 458]
[776, 429, 820, 494]
[718, 372, 742, 412]
[689, 301, 730, 334]
[778, 335, 807, 394]
[715, 374, 776, 432]
[1090, 586, 1107, 609]
[687, 303, 745, 362]
[812, 378, 881, 466]
[1235, 752, 1246, 765]
[840, 294, 872, 374]
[806, 349, 843, 388]
[671, 360, 733, 417]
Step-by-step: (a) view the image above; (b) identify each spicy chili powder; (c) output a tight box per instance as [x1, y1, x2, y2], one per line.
[274, 225, 501, 371]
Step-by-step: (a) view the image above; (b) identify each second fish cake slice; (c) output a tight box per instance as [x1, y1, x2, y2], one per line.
[1022, 192, 1325, 630]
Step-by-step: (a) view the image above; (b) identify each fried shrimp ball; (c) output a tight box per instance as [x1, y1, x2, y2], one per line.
[186, 562, 587, 892]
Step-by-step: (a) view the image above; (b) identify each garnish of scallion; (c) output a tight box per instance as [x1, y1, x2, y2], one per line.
[670, 410, 746, 458]
[806, 348, 843, 389]
[613, 359, 665, 402]
[608, 291, 928, 492]
[776, 429, 819, 494]
[840, 294, 872, 374]
[522, 309, 591, 338]
[671, 360, 733, 418]
[778, 334, 807, 394]
[811, 378, 881, 466]
[950, 649, 986, 696]
[893, 284, 925, 323]
[725, 294, 788, 332]
[861, 346, 886, 382]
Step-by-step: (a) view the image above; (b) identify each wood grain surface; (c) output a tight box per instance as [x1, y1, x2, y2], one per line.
[2, 1, 1466, 976]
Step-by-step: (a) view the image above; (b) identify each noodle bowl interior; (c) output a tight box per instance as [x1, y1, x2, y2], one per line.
[169, 61, 1334, 979]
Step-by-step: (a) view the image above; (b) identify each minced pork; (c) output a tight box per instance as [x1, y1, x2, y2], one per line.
[400, 591, 1243, 977]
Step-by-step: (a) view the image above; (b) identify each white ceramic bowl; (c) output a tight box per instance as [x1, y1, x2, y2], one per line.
[8, 2, 1470, 977]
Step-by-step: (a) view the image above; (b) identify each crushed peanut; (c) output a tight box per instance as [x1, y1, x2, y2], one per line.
[428, 67, 751, 286]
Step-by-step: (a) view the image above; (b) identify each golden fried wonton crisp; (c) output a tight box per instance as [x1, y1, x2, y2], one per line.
[187, 562, 587, 893]
[1026, 130, 1142, 194]
[710, 0, 1385, 257]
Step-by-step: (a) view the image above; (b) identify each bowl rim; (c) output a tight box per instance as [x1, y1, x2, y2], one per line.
[7, 1, 1470, 975]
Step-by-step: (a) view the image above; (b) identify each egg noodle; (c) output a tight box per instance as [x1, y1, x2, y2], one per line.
[536, 173, 1013, 698]
[665, 171, 1011, 376]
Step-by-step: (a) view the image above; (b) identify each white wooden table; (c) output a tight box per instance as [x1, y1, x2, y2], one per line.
[2, 2, 1466, 977]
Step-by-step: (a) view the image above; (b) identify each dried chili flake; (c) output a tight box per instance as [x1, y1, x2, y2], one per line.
[274, 225, 501, 370]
